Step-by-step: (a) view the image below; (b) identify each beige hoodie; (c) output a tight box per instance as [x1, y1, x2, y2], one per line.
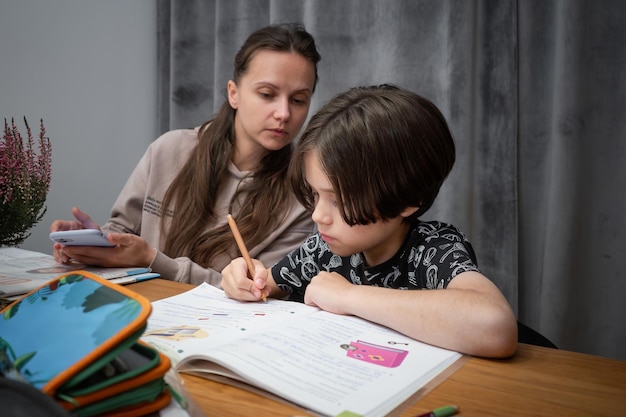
[102, 128, 314, 286]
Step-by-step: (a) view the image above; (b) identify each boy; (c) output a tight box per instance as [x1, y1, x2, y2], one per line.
[222, 84, 517, 358]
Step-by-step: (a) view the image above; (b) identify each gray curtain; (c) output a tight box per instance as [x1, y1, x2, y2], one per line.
[157, 0, 626, 361]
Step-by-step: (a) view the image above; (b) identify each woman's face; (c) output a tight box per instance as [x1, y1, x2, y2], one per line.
[228, 50, 316, 171]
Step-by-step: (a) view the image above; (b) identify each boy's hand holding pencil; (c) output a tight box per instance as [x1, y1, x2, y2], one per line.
[227, 214, 267, 302]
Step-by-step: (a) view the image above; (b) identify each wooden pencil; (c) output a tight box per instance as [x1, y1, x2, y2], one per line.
[227, 214, 266, 302]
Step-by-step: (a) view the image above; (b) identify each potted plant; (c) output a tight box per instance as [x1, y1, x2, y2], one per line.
[0, 117, 52, 246]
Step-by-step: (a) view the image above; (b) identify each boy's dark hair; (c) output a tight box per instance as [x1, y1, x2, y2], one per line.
[290, 84, 455, 225]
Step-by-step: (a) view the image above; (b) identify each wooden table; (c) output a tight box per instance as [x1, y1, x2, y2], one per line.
[129, 279, 626, 417]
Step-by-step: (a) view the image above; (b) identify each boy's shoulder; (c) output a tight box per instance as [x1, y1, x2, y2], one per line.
[410, 220, 478, 264]
[414, 220, 467, 238]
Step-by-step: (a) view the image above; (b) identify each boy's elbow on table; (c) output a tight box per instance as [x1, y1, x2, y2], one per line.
[478, 313, 519, 358]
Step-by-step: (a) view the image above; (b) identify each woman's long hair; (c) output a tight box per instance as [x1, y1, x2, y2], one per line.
[160, 23, 321, 267]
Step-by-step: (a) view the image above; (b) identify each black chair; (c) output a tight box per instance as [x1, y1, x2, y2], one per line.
[517, 321, 558, 349]
[1, 378, 75, 417]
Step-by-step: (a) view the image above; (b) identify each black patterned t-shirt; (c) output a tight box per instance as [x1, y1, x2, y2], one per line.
[271, 221, 481, 303]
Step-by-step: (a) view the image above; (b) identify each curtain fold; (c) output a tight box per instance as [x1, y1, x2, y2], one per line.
[518, 0, 626, 360]
[157, 0, 626, 361]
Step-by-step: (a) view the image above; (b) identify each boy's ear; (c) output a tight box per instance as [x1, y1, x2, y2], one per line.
[400, 206, 419, 218]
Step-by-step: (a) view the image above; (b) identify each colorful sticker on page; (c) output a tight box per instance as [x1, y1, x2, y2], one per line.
[341, 340, 409, 368]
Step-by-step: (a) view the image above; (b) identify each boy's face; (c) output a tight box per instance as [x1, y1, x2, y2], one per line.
[304, 151, 411, 267]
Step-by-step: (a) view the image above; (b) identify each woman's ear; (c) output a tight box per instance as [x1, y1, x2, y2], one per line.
[227, 80, 238, 109]
[400, 206, 419, 218]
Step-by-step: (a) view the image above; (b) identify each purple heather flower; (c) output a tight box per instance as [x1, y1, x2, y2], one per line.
[0, 117, 52, 246]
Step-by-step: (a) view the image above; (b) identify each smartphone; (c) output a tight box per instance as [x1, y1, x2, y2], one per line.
[49, 229, 115, 247]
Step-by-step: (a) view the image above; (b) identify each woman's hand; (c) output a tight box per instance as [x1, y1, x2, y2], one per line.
[53, 232, 156, 268]
[50, 206, 100, 232]
[51, 207, 102, 263]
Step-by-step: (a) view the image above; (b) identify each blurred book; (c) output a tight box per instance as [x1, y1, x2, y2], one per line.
[0, 247, 159, 300]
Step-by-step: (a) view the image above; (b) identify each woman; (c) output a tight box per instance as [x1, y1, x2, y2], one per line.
[51, 23, 321, 286]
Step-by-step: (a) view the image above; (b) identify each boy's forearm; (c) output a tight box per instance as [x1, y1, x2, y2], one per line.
[345, 282, 517, 358]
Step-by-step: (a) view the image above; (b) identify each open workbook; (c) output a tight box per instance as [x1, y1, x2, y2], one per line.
[140, 283, 463, 417]
[0, 247, 159, 298]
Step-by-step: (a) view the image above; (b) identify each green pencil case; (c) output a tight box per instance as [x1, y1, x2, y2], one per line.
[0, 270, 172, 417]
